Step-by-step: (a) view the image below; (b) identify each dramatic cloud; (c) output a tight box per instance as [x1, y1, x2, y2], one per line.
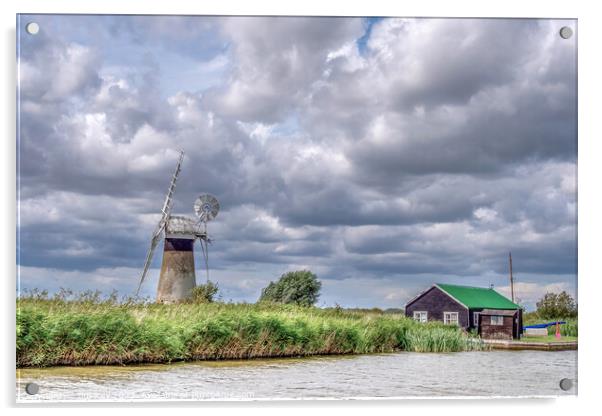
[17, 16, 577, 309]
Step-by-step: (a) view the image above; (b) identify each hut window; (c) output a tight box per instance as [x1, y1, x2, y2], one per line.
[413, 311, 428, 323]
[491, 315, 504, 325]
[473, 312, 480, 326]
[444, 312, 459, 325]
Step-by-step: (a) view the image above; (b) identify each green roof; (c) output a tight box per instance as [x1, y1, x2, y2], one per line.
[436, 283, 521, 309]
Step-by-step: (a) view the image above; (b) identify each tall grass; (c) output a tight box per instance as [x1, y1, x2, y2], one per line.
[17, 294, 484, 367]
[545, 319, 578, 337]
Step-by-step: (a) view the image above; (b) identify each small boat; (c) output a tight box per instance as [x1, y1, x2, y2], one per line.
[523, 321, 566, 329]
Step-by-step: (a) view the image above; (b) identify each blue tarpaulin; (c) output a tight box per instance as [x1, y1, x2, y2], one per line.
[524, 321, 566, 329]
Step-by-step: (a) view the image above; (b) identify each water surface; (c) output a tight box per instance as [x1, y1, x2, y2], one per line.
[17, 350, 577, 401]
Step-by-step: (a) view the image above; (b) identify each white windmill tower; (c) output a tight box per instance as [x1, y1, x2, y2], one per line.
[135, 151, 220, 303]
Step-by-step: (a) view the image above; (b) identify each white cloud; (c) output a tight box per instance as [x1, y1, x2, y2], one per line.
[321, 277, 410, 308]
[474, 207, 499, 222]
[18, 266, 142, 295]
[21, 42, 100, 102]
[497, 281, 576, 308]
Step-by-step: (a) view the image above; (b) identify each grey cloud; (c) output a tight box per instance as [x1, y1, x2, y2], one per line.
[302, 19, 576, 182]
[205, 16, 365, 122]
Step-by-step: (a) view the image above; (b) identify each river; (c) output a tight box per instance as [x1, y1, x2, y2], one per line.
[16, 350, 577, 401]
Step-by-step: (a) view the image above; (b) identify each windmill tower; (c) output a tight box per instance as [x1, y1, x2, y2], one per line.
[135, 151, 220, 303]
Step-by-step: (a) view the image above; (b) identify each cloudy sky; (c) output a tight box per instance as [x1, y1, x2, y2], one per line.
[17, 15, 577, 309]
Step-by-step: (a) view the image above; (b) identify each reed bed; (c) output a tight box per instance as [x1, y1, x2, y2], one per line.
[17, 296, 484, 367]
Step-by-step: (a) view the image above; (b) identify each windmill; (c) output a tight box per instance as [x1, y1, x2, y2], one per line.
[135, 150, 220, 303]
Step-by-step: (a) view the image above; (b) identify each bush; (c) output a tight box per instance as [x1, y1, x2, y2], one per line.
[259, 270, 321, 307]
[191, 281, 219, 303]
[536, 291, 577, 319]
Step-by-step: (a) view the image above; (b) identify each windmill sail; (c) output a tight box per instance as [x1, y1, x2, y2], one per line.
[159, 151, 184, 225]
[193, 193, 220, 283]
[135, 150, 184, 296]
[136, 232, 161, 296]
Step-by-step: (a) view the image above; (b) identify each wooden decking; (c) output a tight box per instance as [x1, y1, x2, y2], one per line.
[483, 339, 578, 351]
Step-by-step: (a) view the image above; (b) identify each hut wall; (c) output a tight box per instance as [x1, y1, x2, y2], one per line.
[405, 286, 469, 328]
[480, 314, 514, 340]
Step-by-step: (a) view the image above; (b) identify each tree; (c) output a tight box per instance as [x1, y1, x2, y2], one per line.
[259, 270, 322, 306]
[191, 281, 220, 303]
[535, 291, 577, 319]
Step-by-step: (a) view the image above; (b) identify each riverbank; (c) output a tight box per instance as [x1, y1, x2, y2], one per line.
[17, 297, 484, 367]
[484, 338, 578, 351]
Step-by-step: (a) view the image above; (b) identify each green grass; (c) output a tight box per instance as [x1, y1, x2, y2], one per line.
[520, 335, 578, 343]
[16, 295, 485, 367]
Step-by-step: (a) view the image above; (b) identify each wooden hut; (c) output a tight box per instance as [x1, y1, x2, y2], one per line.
[405, 283, 523, 339]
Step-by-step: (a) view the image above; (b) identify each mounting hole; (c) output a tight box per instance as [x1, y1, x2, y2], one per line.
[25, 22, 39, 35]
[25, 382, 39, 395]
[559, 378, 573, 391]
[559, 26, 573, 39]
